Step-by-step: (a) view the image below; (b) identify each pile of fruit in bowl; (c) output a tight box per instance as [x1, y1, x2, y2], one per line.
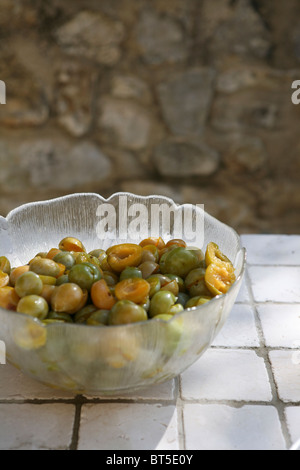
[0, 236, 237, 328]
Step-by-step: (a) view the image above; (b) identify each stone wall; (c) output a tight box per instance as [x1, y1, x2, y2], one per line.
[0, 0, 299, 234]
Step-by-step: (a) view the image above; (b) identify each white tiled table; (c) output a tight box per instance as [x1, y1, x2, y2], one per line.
[0, 235, 299, 450]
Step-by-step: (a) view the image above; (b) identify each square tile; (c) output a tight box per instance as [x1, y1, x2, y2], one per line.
[212, 304, 259, 347]
[183, 403, 286, 450]
[285, 407, 300, 447]
[269, 350, 300, 402]
[180, 349, 272, 402]
[248, 266, 300, 303]
[235, 276, 251, 303]
[0, 403, 75, 450]
[257, 304, 300, 348]
[78, 403, 179, 450]
[241, 235, 300, 265]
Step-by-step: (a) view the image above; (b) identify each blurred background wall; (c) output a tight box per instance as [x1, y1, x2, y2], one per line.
[0, 0, 299, 234]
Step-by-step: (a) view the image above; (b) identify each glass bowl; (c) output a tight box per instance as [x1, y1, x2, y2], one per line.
[0, 192, 246, 395]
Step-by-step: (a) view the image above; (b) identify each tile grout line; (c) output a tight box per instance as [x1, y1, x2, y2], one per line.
[244, 268, 268, 349]
[244, 266, 293, 449]
[174, 398, 300, 407]
[69, 400, 82, 450]
[1, 394, 298, 407]
[0, 395, 179, 405]
[210, 345, 299, 352]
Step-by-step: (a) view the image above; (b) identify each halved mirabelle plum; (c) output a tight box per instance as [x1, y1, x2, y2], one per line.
[205, 263, 236, 296]
[205, 242, 232, 267]
[91, 279, 116, 310]
[107, 243, 143, 273]
[58, 237, 86, 253]
[115, 278, 150, 304]
[0, 286, 20, 311]
[139, 237, 165, 250]
[0, 270, 9, 288]
[0, 256, 11, 275]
